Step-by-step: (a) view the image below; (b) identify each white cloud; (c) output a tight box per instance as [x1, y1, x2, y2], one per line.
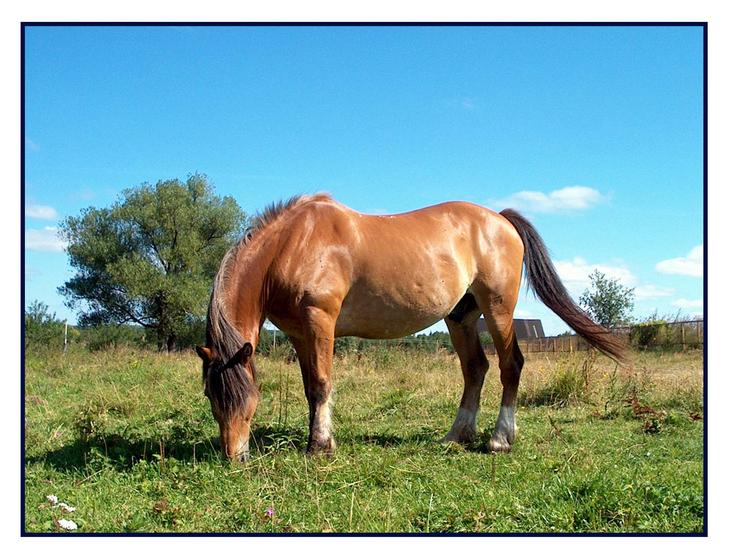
[672, 298, 703, 309]
[493, 186, 607, 214]
[513, 309, 534, 319]
[633, 284, 675, 301]
[25, 227, 67, 252]
[552, 257, 673, 303]
[553, 257, 637, 298]
[656, 245, 703, 278]
[26, 204, 58, 220]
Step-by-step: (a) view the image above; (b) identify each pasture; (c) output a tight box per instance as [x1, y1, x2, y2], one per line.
[24, 346, 704, 533]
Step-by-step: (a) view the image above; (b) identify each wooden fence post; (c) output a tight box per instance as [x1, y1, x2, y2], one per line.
[681, 322, 686, 351]
[698, 321, 702, 347]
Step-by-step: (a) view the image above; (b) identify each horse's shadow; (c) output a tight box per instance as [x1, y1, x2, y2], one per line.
[26, 426, 222, 473]
[248, 423, 308, 453]
[352, 424, 515, 454]
[26, 423, 314, 473]
[27, 423, 498, 473]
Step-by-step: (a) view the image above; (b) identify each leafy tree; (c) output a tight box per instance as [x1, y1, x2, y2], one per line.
[578, 270, 635, 329]
[59, 174, 245, 351]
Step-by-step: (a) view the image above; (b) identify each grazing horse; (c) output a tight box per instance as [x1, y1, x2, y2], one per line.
[195, 194, 625, 461]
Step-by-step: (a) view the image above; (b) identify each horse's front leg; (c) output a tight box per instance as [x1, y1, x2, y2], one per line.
[301, 306, 337, 455]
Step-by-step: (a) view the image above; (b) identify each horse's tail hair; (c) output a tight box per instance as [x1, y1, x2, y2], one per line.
[499, 208, 628, 364]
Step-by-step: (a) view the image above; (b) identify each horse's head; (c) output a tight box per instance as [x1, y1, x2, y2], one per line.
[195, 342, 259, 462]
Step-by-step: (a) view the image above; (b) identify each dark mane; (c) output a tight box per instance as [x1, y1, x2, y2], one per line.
[205, 193, 331, 413]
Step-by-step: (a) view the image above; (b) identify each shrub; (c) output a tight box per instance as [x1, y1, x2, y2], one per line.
[334, 336, 360, 355]
[630, 320, 668, 350]
[174, 317, 207, 350]
[24, 300, 65, 352]
[79, 324, 148, 352]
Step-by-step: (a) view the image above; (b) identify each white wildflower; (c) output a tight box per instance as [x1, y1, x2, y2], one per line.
[58, 502, 76, 513]
[46, 495, 58, 505]
[55, 518, 78, 531]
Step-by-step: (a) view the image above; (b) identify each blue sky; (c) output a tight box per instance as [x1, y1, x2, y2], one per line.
[23, 25, 704, 335]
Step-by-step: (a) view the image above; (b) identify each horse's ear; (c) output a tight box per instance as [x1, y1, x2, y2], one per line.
[233, 342, 254, 365]
[195, 345, 215, 363]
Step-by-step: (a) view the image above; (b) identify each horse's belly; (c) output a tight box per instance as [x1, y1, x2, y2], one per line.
[334, 282, 465, 339]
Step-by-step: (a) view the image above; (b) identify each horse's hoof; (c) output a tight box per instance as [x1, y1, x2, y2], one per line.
[488, 436, 512, 453]
[306, 438, 336, 457]
[441, 431, 475, 445]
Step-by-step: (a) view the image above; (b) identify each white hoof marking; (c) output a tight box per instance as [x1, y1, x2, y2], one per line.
[493, 405, 516, 444]
[444, 407, 477, 442]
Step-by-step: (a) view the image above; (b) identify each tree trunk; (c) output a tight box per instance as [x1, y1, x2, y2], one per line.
[166, 333, 177, 353]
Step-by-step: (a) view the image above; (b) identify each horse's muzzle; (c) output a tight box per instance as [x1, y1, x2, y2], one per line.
[223, 439, 250, 462]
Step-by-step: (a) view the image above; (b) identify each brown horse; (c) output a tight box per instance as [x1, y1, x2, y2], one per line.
[195, 194, 625, 460]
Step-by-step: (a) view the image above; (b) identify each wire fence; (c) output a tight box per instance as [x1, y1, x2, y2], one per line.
[483, 319, 704, 355]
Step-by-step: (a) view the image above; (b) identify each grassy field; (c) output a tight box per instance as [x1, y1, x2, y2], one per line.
[24, 345, 704, 534]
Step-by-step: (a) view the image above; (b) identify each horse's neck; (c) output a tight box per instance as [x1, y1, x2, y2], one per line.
[225, 239, 274, 347]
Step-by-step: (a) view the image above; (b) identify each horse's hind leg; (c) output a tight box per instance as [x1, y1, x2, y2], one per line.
[468, 281, 525, 452]
[480, 308, 524, 452]
[443, 294, 488, 444]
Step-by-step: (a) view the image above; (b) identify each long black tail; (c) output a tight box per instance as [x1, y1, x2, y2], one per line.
[500, 208, 628, 363]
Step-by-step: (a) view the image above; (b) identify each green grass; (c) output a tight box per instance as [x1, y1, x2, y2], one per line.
[24, 346, 704, 533]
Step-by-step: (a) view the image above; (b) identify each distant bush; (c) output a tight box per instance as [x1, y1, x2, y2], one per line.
[478, 331, 493, 345]
[174, 317, 207, 350]
[24, 300, 65, 351]
[333, 336, 360, 354]
[79, 324, 148, 352]
[628, 312, 700, 351]
[257, 329, 296, 360]
[630, 320, 669, 350]
[79, 317, 220, 352]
